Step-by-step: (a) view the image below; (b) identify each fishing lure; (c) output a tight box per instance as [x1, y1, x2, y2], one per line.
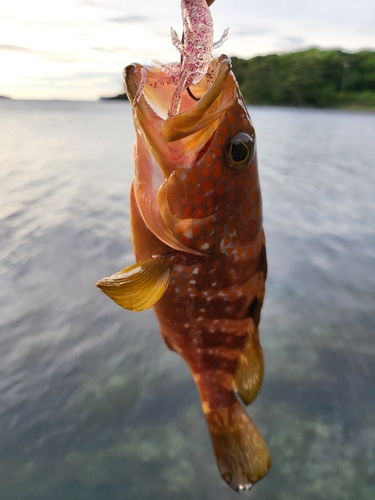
[133, 0, 229, 117]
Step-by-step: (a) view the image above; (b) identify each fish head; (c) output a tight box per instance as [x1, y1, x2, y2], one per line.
[124, 55, 262, 258]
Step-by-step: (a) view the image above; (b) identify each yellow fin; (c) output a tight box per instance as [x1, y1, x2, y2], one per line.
[96, 255, 175, 312]
[234, 328, 264, 405]
[205, 403, 271, 490]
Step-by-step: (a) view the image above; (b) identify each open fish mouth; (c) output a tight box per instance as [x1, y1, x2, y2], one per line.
[123, 55, 237, 153]
[122, 54, 239, 255]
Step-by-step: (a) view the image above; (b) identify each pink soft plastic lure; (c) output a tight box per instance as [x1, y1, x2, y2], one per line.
[133, 0, 229, 117]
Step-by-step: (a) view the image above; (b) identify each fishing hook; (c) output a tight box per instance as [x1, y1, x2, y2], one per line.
[180, 32, 201, 102]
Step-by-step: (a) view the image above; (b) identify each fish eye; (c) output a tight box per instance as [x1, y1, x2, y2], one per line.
[226, 132, 255, 170]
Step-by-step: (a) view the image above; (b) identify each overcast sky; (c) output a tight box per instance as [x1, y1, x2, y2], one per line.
[1, 0, 374, 100]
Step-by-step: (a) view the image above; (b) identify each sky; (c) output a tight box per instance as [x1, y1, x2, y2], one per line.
[1, 0, 375, 100]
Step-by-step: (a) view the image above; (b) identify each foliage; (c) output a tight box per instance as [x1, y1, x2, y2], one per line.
[231, 48, 375, 109]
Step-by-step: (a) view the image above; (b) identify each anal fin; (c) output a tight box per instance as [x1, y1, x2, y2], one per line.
[96, 254, 175, 312]
[233, 326, 264, 405]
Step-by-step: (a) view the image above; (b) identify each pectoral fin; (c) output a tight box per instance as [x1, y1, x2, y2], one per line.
[96, 255, 176, 312]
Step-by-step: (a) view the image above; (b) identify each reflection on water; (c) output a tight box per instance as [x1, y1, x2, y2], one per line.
[1, 100, 375, 499]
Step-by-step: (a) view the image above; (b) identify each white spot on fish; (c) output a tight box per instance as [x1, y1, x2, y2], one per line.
[220, 238, 230, 255]
[184, 228, 193, 239]
[199, 242, 209, 251]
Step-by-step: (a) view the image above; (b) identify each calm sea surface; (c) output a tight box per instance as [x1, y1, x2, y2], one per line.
[1, 99, 375, 500]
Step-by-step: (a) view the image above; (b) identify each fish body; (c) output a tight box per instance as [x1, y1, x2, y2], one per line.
[97, 53, 270, 490]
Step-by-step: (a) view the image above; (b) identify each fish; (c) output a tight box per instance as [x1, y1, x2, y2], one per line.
[96, 0, 270, 491]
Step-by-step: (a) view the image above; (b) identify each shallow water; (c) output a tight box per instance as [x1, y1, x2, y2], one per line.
[1, 100, 375, 500]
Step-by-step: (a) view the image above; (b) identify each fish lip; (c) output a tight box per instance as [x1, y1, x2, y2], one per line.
[162, 55, 233, 142]
[123, 63, 138, 103]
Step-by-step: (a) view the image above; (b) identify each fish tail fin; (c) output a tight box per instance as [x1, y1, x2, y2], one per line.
[204, 401, 271, 491]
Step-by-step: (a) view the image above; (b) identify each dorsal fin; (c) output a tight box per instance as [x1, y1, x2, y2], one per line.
[96, 255, 175, 312]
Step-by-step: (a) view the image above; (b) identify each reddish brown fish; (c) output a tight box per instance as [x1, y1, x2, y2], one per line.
[97, 54, 270, 490]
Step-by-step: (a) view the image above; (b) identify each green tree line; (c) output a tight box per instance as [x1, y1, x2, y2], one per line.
[231, 48, 375, 109]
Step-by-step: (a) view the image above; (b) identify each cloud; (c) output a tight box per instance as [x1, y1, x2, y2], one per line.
[40, 52, 82, 63]
[74, 0, 111, 7]
[282, 36, 307, 47]
[107, 15, 149, 24]
[0, 44, 81, 63]
[90, 46, 129, 53]
[234, 26, 273, 37]
[91, 47, 116, 53]
[0, 44, 31, 53]
[27, 70, 122, 87]
[74, 0, 127, 9]
[284, 36, 305, 45]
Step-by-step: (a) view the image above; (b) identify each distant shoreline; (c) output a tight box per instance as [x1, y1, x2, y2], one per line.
[99, 93, 128, 101]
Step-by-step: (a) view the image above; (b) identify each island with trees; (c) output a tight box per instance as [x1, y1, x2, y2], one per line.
[231, 48, 375, 109]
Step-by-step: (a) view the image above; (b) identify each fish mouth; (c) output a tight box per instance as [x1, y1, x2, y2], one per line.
[123, 55, 237, 256]
[123, 55, 236, 175]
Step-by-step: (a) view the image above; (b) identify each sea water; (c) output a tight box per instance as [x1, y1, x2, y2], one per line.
[1, 99, 375, 500]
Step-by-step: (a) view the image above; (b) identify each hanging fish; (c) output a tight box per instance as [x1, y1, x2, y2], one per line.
[97, 0, 270, 491]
